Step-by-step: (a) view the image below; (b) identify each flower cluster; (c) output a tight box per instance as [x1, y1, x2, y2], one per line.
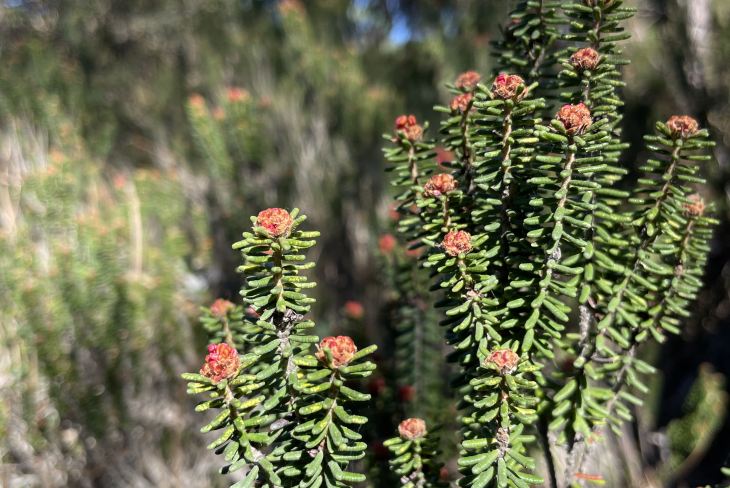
[491, 73, 525, 100]
[683, 194, 706, 216]
[667, 115, 699, 140]
[256, 208, 294, 237]
[395, 114, 423, 142]
[316, 335, 357, 367]
[200, 343, 240, 383]
[455, 71, 481, 91]
[209, 298, 234, 318]
[569, 47, 600, 71]
[398, 418, 426, 440]
[555, 103, 592, 135]
[449, 93, 472, 114]
[485, 349, 520, 375]
[423, 174, 458, 198]
[442, 230, 472, 256]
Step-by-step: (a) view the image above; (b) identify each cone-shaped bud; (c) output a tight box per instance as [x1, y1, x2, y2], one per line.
[423, 174, 458, 197]
[555, 103, 592, 135]
[683, 194, 706, 216]
[344, 301, 364, 320]
[486, 349, 520, 375]
[200, 343, 240, 383]
[449, 93, 472, 114]
[398, 418, 427, 440]
[667, 115, 699, 140]
[455, 71, 481, 91]
[570, 48, 601, 71]
[210, 299, 234, 318]
[443, 230, 472, 256]
[316, 336, 357, 367]
[256, 208, 294, 237]
[395, 114, 423, 142]
[491, 74, 524, 100]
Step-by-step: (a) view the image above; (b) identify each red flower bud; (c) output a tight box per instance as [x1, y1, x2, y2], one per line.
[227, 87, 249, 103]
[449, 93, 472, 114]
[424, 174, 458, 198]
[666, 115, 699, 140]
[491, 74, 525, 100]
[395, 115, 422, 142]
[570, 48, 601, 71]
[398, 418, 427, 440]
[442, 230, 472, 256]
[398, 385, 416, 402]
[188, 94, 205, 109]
[455, 71, 482, 91]
[210, 299, 234, 319]
[683, 194, 706, 216]
[555, 103, 592, 135]
[395, 115, 417, 131]
[485, 349, 520, 375]
[255, 208, 294, 237]
[379, 234, 396, 254]
[344, 300, 364, 320]
[316, 336, 357, 367]
[200, 343, 240, 384]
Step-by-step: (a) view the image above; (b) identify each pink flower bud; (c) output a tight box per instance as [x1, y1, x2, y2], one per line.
[683, 194, 706, 216]
[570, 48, 601, 71]
[666, 115, 699, 140]
[316, 336, 357, 367]
[200, 343, 240, 383]
[256, 208, 294, 237]
[491, 74, 525, 100]
[455, 71, 482, 91]
[395, 115, 422, 142]
[485, 349, 520, 375]
[227, 87, 249, 103]
[379, 234, 396, 254]
[344, 301, 364, 320]
[555, 103, 592, 135]
[442, 230, 472, 256]
[424, 174, 458, 198]
[210, 299, 234, 319]
[398, 418, 426, 440]
[449, 93, 472, 114]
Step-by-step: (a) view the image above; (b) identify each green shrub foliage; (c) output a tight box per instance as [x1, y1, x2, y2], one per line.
[381, 1, 718, 486]
[184, 208, 377, 488]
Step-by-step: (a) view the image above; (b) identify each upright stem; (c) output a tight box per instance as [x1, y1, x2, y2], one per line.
[538, 416, 558, 488]
[460, 98, 475, 193]
[223, 317, 234, 347]
[499, 105, 514, 287]
[595, 145, 681, 340]
[572, 144, 685, 475]
[408, 147, 418, 186]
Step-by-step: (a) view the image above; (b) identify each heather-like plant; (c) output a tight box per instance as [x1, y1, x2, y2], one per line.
[183, 208, 376, 488]
[380, 1, 718, 486]
[385, 419, 447, 488]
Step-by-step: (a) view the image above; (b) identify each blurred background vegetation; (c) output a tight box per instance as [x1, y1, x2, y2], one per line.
[0, 0, 729, 487]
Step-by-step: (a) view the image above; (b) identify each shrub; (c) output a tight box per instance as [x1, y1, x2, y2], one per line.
[184, 1, 723, 487]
